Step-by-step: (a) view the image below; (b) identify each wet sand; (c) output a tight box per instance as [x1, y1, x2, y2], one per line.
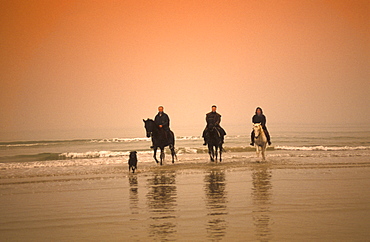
[1, 159, 370, 241]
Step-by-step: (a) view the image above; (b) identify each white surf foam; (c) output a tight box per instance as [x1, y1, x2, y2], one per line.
[275, 145, 370, 151]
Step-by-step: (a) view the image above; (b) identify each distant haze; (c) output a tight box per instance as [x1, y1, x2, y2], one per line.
[1, 0, 369, 141]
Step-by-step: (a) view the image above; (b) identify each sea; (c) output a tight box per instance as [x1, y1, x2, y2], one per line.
[1, 123, 370, 241]
[0, 123, 369, 176]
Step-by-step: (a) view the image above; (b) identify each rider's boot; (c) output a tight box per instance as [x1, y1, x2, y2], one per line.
[264, 129, 272, 145]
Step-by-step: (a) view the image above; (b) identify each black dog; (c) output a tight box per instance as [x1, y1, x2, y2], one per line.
[128, 151, 138, 173]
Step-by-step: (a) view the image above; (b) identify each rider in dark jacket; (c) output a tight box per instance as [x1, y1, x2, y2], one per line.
[250, 107, 271, 145]
[203, 105, 226, 145]
[154, 106, 170, 131]
[152, 106, 172, 148]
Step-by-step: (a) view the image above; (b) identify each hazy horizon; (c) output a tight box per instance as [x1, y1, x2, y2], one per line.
[1, 0, 369, 141]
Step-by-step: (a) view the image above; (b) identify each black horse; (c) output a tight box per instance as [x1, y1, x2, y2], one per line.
[207, 124, 224, 162]
[143, 119, 177, 165]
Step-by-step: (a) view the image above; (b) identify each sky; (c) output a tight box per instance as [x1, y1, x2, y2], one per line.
[1, 0, 369, 140]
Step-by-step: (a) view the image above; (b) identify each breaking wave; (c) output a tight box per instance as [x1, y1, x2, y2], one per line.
[275, 146, 370, 151]
[1, 145, 369, 164]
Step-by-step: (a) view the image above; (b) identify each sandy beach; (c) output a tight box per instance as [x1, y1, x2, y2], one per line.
[1, 155, 369, 241]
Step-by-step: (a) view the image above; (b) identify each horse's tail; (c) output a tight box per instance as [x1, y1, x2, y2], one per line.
[170, 130, 175, 146]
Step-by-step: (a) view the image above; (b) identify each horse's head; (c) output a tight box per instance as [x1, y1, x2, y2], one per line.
[253, 123, 263, 138]
[143, 119, 155, 138]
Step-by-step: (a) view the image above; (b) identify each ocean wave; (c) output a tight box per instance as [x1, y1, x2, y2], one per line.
[89, 138, 150, 143]
[0, 139, 87, 148]
[0, 143, 59, 148]
[0, 153, 63, 163]
[0, 150, 155, 164]
[89, 136, 204, 143]
[275, 145, 370, 151]
[177, 136, 202, 141]
[1, 145, 369, 165]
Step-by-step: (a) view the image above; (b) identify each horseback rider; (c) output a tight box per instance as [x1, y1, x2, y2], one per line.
[203, 105, 226, 145]
[250, 107, 271, 146]
[154, 106, 172, 144]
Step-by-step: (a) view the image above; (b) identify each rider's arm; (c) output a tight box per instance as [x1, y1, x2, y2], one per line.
[261, 115, 266, 127]
[215, 115, 220, 126]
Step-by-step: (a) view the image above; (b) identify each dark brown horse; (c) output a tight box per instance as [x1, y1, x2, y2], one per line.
[143, 119, 177, 165]
[207, 124, 223, 162]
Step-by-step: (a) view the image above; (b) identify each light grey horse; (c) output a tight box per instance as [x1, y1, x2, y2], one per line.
[253, 123, 267, 161]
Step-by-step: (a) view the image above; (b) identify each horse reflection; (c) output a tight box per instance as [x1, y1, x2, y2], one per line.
[204, 169, 228, 240]
[251, 166, 272, 241]
[128, 175, 139, 215]
[146, 171, 177, 240]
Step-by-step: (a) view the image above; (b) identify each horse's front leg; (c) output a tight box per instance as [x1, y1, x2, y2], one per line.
[208, 145, 214, 162]
[215, 146, 218, 163]
[160, 148, 165, 166]
[153, 147, 159, 164]
[262, 145, 266, 161]
[255, 145, 260, 158]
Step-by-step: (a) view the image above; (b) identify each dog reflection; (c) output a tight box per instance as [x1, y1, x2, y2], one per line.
[128, 175, 139, 214]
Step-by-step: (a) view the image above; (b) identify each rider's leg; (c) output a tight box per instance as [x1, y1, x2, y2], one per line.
[250, 130, 254, 146]
[263, 127, 271, 145]
[202, 129, 208, 145]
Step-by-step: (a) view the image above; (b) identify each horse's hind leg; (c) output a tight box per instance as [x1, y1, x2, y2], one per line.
[170, 147, 176, 163]
[219, 145, 222, 162]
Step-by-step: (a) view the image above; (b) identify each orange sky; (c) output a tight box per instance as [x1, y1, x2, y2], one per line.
[0, 0, 369, 139]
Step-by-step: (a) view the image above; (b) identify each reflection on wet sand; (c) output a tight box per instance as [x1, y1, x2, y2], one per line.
[128, 175, 139, 215]
[251, 166, 272, 241]
[146, 170, 177, 241]
[204, 169, 228, 240]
